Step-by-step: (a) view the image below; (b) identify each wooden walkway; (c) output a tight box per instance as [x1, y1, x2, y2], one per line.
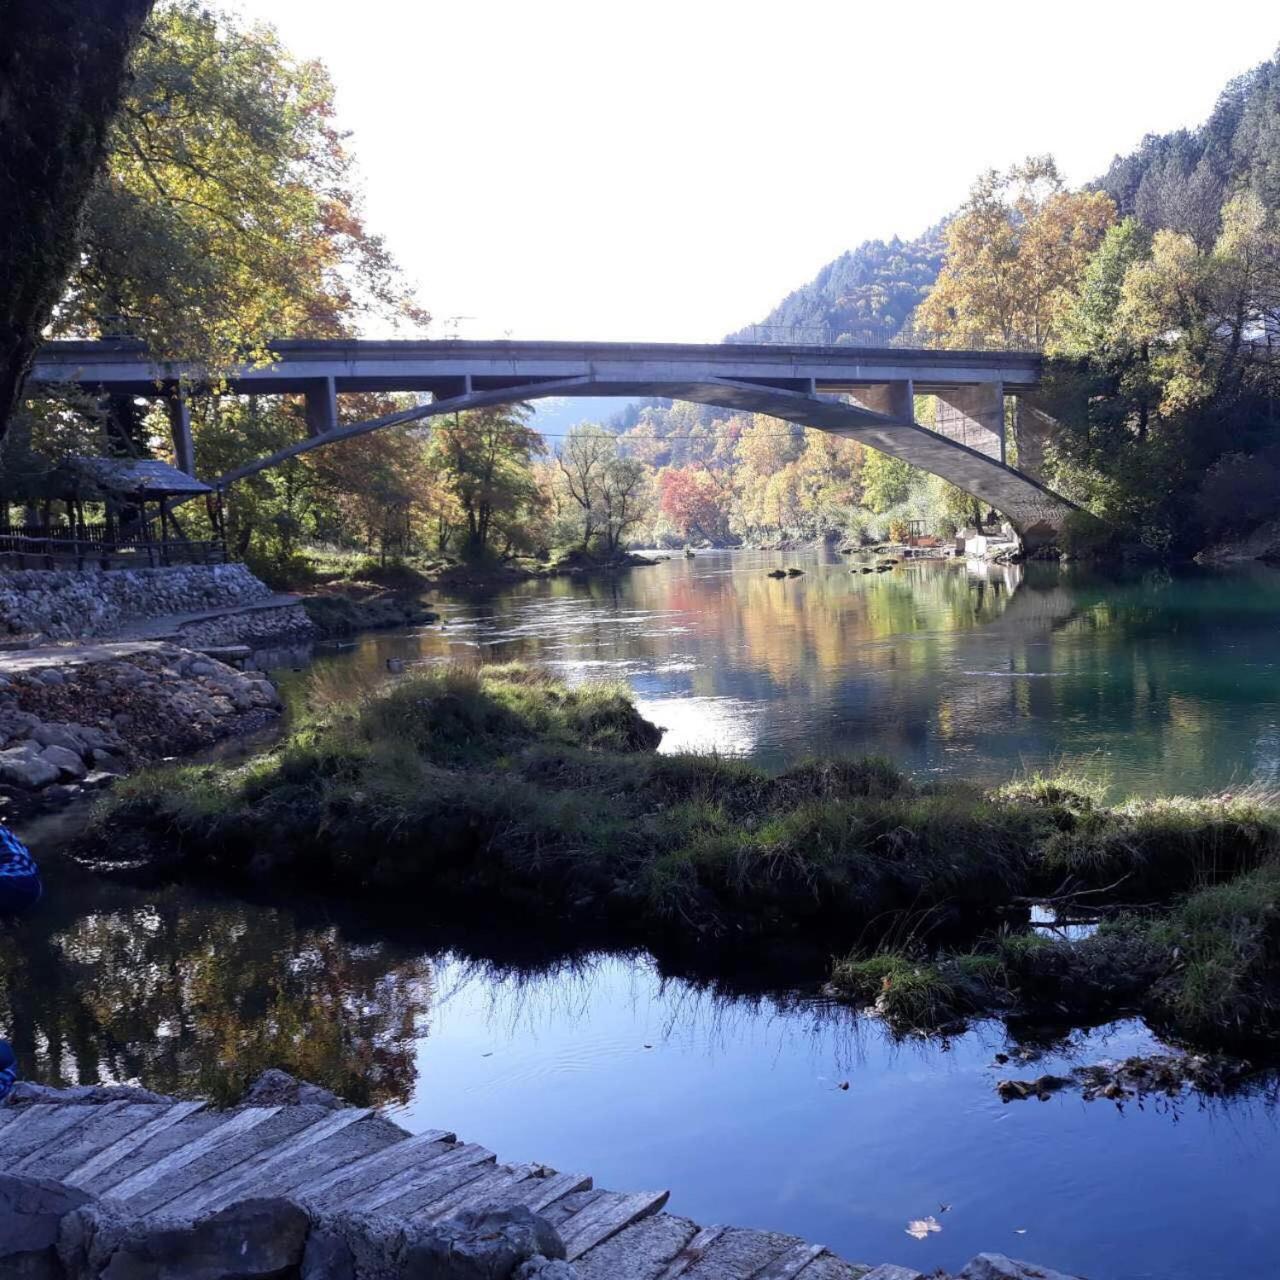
[0, 1091, 895, 1280]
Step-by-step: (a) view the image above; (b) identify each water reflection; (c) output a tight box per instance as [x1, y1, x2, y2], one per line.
[7, 858, 1280, 1278]
[292, 552, 1280, 795]
[0, 869, 431, 1106]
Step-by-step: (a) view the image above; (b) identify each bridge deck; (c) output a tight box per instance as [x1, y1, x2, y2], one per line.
[30, 337, 1043, 397]
[0, 1087, 886, 1278]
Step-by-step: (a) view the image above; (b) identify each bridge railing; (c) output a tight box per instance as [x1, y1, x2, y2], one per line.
[725, 323, 1043, 353]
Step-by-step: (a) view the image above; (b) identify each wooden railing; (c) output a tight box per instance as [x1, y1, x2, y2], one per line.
[0, 521, 226, 569]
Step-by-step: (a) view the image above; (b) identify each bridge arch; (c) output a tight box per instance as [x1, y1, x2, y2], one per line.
[211, 375, 1076, 551]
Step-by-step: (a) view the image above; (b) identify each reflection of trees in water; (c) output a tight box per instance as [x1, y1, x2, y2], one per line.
[0, 886, 433, 1106]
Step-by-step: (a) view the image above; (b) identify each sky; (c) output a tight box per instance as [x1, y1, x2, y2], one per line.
[239, 0, 1280, 344]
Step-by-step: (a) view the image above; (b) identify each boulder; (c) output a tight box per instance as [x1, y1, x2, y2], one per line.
[957, 1254, 1084, 1280]
[405, 1206, 566, 1280]
[31, 723, 86, 753]
[861, 1267, 925, 1280]
[0, 1173, 95, 1279]
[0, 745, 60, 789]
[240, 1069, 344, 1110]
[39, 745, 87, 781]
[98, 1197, 310, 1280]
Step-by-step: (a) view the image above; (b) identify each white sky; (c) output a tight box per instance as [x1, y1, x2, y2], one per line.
[239, 0, 1279, 343]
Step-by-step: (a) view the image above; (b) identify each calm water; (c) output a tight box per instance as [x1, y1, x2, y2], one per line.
[9, 552, 1280, 1279]
[300, 549, 1280, 796]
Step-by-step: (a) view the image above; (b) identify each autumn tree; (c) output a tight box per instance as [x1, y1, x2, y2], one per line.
[0, 0, 155, 442]
[58, 0, 425, 372]
[917, 156, 1115, 349]
[428, 405, 546, 559]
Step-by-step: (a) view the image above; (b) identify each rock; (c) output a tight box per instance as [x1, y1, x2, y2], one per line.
[39, 744, 87, 780]
[1196, 517, 1280, 565]
[82, 771, 119, 792]
[89, 751, 127, 776]
[956, 1254, 1084, 1280]
[8, 1081, 174, 1106]
[515, 1259, 579, 1279]
[405, 1206, 566, 1280]
[0, 1173, 95, 1279]
[98, 1197, 310, 1280]
[861, 1266, 926, 1280]
[239, 1069, 344, 1110]
[35, 669, 65, 686]
[300, 1222, 357, 1280]
[31, 723, 85, 752]
[0, 746, 60, 789]
[42, 784, 81, 808]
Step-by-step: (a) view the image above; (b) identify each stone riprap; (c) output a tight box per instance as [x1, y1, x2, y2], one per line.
[0, 565, 277, 641]
[0, 642, 281, 817]
[173, 603, 314, 650]
[0, 1078, 1086, 1280]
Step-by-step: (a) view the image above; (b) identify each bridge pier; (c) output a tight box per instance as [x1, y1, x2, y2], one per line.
[849, 379, 915, 421]
[166, 392, 195, 475]
[934, 383, 1005, 462]
[303, 377, 338, 437]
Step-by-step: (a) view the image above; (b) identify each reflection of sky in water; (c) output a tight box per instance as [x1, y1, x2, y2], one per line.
[294, 551, 1280, 797]
[402, 953, 1280, 1280]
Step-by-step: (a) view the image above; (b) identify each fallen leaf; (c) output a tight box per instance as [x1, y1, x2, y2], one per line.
[905, 1216, 942, 1240]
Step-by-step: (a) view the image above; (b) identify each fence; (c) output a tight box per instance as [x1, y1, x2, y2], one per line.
[0, 520, 226, 570]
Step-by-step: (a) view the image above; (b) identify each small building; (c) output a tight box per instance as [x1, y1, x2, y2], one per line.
[0, 457, 224, 570]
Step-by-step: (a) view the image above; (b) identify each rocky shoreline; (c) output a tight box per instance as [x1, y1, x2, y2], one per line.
[0, 643, 282, 820]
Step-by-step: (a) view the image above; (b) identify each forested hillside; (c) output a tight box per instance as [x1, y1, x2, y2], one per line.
[1097, 53, 1280, 245]
[727, 231, 944, 346]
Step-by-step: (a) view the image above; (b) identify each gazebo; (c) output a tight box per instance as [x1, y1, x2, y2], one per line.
[0, 457, 224, 569]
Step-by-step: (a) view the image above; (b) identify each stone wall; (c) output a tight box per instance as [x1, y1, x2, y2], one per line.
[177, 604, 314, 649]
[0, 564, 273, 640]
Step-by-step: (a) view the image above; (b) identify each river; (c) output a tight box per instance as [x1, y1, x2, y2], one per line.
[10, 550, 1280, 1279]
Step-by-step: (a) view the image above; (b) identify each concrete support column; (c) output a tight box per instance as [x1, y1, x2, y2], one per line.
[166, 392, 195, 475]
[850, 379, 915, 421]
[303, 377, 338, 437]
[1013, 398, 1056, 482]
[934, 382, 1004, 462]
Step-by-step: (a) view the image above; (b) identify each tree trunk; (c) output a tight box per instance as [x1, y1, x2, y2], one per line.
[0, 0, 155, 441]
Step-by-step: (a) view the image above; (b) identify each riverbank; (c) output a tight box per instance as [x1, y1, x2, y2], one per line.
[80, 664, 1280, 1053]
[0, 642, 282, 820]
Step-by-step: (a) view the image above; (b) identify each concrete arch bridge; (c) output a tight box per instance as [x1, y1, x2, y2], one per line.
[29, 339, 1073, 550]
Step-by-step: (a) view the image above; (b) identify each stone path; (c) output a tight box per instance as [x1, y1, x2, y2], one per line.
[111, 592, 305, 641]
[1, 1091, 895, 1279]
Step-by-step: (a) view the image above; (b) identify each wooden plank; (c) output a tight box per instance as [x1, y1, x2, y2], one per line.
[750, 1243, 829, 1279]
[16, 1103, 177, 1179]
[506, 1169, 594, 1214]
[62, 1102, 205, 1188]
[105, 1106, 281, 1203]
[351, 1143, 495, 1212]
[413, 1164, 534, 1221]
[161, 1108, 373, 1218]
[1, 1102, 129, 1168]
[655, 1225, 729, 1279]
[560, 1189, 672, 1261]
[291, 1128, 454, 1202]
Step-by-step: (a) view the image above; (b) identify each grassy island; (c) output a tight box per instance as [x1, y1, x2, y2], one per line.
[84, 665, 1280, 1050]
